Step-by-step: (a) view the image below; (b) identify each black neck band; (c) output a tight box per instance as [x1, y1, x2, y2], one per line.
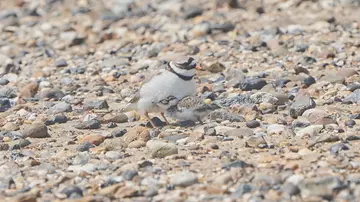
[167, 63, 194, 81]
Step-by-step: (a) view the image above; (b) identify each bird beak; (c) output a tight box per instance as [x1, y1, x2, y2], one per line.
[195, 65, 202, 70]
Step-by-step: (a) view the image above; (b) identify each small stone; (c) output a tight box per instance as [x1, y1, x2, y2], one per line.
[222, 160, 248, 169]
[267, 124, 286, 135]
[83, 100, 109, 110]
[76, 142, 95, 152]
[122, 170, 138, 181]
[81, 135, 105, 146]
[110, 129, 127, 138]
[201, 60, 226, 73]
[170, 171, 198, 187]
[211, 22, 235, 32]
[183, 6, 203, 19]
[343, 89, 360, 104]
[22, 123, 50, 138]
[301, 75, 316, 87]
[103, 113, 128, 123]
[0, 98, 11, 112]
[55, 59, 68, 67]
[105, 151, 123, 160]
[246, 120, 260, 128]
[3, 122, 19, 131]
[250, 92, 278, 104]
[39, 89, 65, 101]
[204, 127, 216, 136]
[239, 78, 267, 91]
[0, 78, 9, 85]
[296, 125, 323, 137]
[61, 185, 83, 198]
[289, 95, 316, 118]
[319, 74, 345, 84]
[330, 143, 349, 154]
[47, 102, 72, 114]
[210, 144, 219, 149]
[245, 135, 267, 148]
[299, 177, 344, 199]
[345, 120, 356, 127]
[45, 114, 68, 125]
[225, 128, 254, 138]
[146, 140, 178, 158]
[128, 140, 146, 148]
[213, 173, 232, 185]
[74, 120, 101, 129]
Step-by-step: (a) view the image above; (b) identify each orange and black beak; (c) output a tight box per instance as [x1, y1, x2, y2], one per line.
[196, 65, 202, 71]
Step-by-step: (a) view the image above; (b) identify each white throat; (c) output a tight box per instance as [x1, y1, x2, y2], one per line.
[169, 62, 196, 77]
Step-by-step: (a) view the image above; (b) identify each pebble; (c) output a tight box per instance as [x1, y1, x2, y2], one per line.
[47, 102, 72, 114]
[76, 142, 95, 152]
[289, 95, 316, 118]
[83, 100, 109, 110]
[246, 120, 260, 128]
[146, 140, 178, 158]
[245, 135, 267, 148]
[55, 59, 68, 67]
[170, 172, 198, 187]
[80, 134, 105, 146]
[239, 78, 267, 91]
[22, 123, 50, 138]
[74, 120, 101, 129]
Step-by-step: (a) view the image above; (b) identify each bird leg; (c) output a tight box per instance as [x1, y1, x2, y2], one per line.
[160, 112, 170, 125]
[145, 112, 156, 128]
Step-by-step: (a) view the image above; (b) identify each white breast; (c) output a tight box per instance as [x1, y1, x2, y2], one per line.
[137, 71, 197, 114]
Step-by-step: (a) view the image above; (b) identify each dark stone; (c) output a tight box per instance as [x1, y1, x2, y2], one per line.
[0, 78, 9, 85]
[110, 129, 127, 138]
[301, 75, 316, 87]
[47, 102, 72, 114]
[138, 160, 153, 168]
[76, 142, 95, 152]
[0, 98, 11, 112]
[246, 120, 260, 128]
[177, 120, 196, 127]
[83, 100, 109, 110]
[39, 89, 65, 100]
[211, 22, 235, 32]
[222, 160, 248, 170]
[289, 95, 316, 118]
[345, 120, 356, 127]
[74, 119, 101, 129]
[55, 59, 68, 67]
[295, 44, 309, 52]
[61, 186, 83, 198]
[330, 143, 349, 154]
[238, 78, 267, 91]
[122, 170, 138, 181]
[183, 6, 203, 19]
